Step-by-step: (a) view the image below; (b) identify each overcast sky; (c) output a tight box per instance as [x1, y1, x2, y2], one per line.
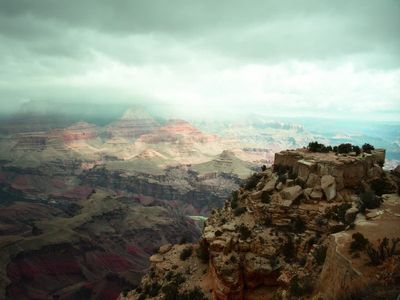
[0, 0, 399, 121]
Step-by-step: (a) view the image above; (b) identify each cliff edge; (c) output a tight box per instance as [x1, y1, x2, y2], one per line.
[120, 148, 400, 300]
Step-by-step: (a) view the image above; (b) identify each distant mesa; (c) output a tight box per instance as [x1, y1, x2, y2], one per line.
[138, 119, 218, 144]
[106, 108, 159, 139]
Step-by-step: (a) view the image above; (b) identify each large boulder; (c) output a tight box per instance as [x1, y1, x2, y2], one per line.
[321, 175, 336, 201]
[262, 177, 277, 193]
[280, 185, 303, 203]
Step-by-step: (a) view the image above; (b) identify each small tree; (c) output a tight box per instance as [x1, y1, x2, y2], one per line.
[180, 246, 193, 261]
[337, 143, 353, 154]
[362, 143, 375, 153]
[350, 232, 369, 253]
[239, 224, 251, 240]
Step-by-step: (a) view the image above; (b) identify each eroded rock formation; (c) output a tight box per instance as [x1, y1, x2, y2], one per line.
[121, 149, 400, 300]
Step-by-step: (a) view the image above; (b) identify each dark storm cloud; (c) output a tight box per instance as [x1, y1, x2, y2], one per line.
[0, 0, 399, 119]
[1, 0, 399, 63]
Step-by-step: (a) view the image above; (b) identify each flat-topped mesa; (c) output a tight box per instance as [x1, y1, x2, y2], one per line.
[274, 148, 385, 191]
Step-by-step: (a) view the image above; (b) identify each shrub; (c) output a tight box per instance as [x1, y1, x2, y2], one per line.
[144, 282, 161, 297]
[337, 143, 353, 154]
[352, 145, 361, 155]
[173, 272, 186, 285]
[261, 215, 273, 227]
[366, 237, 400, 265]
[181, 287, 207, 300]
[231, 191, 238, 209]
[196, 242, 209, 263]
[165, 271, 173, 281]
[261, 191, 271, 204]
[291, 216, 306, 233]
[362, 143, 375, 153]
[325, 203, 352, 224]
[359, 192, 380, 213]
[289, 275, 314, 297]
[234, 206, 247, 216]
[274, 164, 292, 176]
[239, 224, 251, 240]
[162, 282, 179, 300]
[244, 173, 263, 190]
[282, 235, 296, 261]
[370, 177, 393, 196]
[350, 232, 369, 253]
[313, 245, 328, 265]
[278, 174, 287, 184]
[215, 230, 222, 237]
[74, 286, 92, 299]
[180, 246, 193, 261]
[308, 141, 329, 152]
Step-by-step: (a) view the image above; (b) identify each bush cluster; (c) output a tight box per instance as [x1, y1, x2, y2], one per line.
[325, 203, 352, 224]
[307, 141, 375, 155]
[239, 224, 251, 240]
[350, 232, 369, 253]
[367, 237, 400, 265]
[243, 173, 263, 190]
[196, 241, 209, 263]
[313, 245, 328, 265]
[180, 246, 193, 261]
[289, 275, 314, 297]
[230, 190, 238, 209]
[359, 192, 381, 213]
[234, 206, 247, 216]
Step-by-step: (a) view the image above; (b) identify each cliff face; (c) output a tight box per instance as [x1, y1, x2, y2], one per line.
[121, 149, 400, 300]
[1, 192, 200, 300]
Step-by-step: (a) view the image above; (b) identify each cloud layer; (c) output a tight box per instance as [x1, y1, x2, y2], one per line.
[0, 0, 399, 120]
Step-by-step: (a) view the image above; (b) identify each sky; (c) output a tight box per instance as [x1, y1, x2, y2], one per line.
[0, 0, 399, 121]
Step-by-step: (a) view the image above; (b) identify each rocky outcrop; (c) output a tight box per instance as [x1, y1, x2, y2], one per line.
[121, 149, 400, 300]
[275, 149, 387, 198]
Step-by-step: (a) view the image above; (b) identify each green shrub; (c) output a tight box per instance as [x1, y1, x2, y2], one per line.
[325, 203, 352, 224]
[144, 282, 161, 297]
[244, 173, 263, 190]
[370, 177, 393, 196]
[196, 242, 209, 263]
[180, 287, 207, 300]
[261, 215, 273, 227]
[231, 191, 238, 209]
[234, 206, 247, 216]
[162, 282, 179, 300]
[278, 174, 287, 184]
[337, 143, 353, 154]
[239, 224, 251, 240]
[282, 235, 296, 261]
[350, 232, 369, 253]
[74, 286, 92, 299]
[359, 192, 380, 213]
[291, 216, 306, 233]
[308, 141, 329, 152]
[180, 246, 193, 261]
[362, 143, 375, 153]
[352, 145, 361, 155]
[313, 245, 327, 265]
[366, 237, 400, 265]
[289, 275, 314, 297]
[261, 191, 271, 204]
